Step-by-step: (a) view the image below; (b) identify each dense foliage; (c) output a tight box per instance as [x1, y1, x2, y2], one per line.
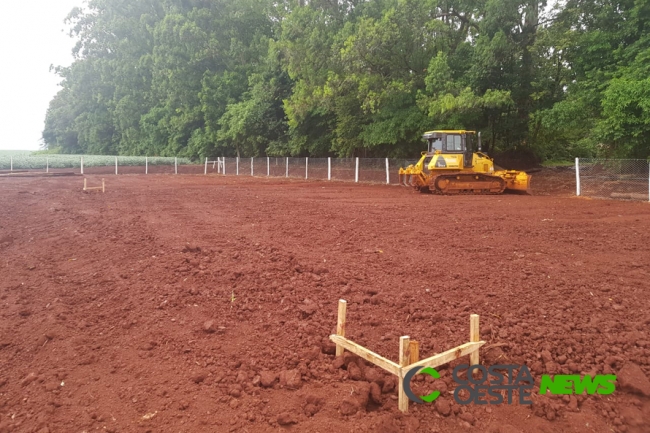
[43, 0, 650, 160]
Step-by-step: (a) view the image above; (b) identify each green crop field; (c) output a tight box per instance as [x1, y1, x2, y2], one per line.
[0, 150, 33, 156]
[0, 152, 194, 170]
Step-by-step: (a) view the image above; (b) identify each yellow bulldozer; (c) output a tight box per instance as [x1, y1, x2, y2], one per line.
[398, 130, 531, 194]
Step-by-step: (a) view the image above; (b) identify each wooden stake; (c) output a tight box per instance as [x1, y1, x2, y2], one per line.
[398, 336, 411, 413]
[409, 341, 419, 364]
[470, 314, 479, 366]
[83, 178, 106, 192]
[335, 299, 347, 357]
[406, 341, 484, 371]
[328, 303, 483, 414]
[329, 335, 400, 375]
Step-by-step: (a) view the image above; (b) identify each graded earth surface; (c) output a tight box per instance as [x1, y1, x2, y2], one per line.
[0, 173, 649, 432]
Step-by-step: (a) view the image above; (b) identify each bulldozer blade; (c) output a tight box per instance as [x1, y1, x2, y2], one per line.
[504, 173, 532, 195]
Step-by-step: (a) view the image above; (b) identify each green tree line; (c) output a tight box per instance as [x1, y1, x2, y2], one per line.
[43, 0, 650, 161]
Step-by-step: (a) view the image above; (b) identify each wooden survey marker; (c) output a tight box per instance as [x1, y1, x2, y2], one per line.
[329, 299, 485, 413]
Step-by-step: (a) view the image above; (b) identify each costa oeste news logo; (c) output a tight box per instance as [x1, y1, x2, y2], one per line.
[403, 364, 616, 405]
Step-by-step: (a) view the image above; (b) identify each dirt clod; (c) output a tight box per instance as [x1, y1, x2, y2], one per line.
[382, 377, 396, 394]
[303, 394, 324, 417]
[339, 397, 359, 416]
[618, 363, 650, 396]
[21, 373, 38, 387]
[348, 361, 362, 380]
[620, 406, 646, 427]
[459, 412, 475, 425]
[277, 412, 297, 425]
[259, 371, 277, 388]
[435, 398, 451, 416]
[369, 382, 383, 404]
[202, 320, 216, 333]
[279, 369, 301, 389]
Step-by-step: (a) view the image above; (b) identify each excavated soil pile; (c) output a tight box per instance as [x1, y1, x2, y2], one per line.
[0, 174, 648, 433]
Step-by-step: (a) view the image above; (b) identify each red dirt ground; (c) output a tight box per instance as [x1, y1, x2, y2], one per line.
[1, 173, 649, 433]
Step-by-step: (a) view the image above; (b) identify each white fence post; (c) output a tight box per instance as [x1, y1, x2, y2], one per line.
[236, 157, 239, 175]
[267, 157, 270, 176]
[305, 157, 309, 179]
[251, 157, 254, 176]
[80, 156, 84, 175]
[385, 158, 390, 184]
[115, 156, 118, 175]
[204, 157, 208, 175]
[146, 156, 148, 174]
[328, 157, 331, 180]
[46, 157, 49, 173]
[355, 157, 359, 183]
[286, 157, 289, 177]
[174, 157, 177, 174]
[223, 158, 226, 175]
[575, 157, 580, 196]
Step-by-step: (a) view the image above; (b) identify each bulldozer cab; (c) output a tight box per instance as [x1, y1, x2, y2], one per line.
[423, 130, 477, 168]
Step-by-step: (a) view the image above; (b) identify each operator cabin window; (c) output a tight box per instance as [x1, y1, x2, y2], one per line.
[430, 138, 442, 152]
[446, 135, 462, 151]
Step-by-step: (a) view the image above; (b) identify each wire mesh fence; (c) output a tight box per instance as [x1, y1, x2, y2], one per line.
[287, 157, 306, 179]
[307, 158, 328, 180]
[213, 156, 411, 185]
[577, 158, 649, 201]
[358, 158, 389, 183]
[331, 158, 356, 182]
[1, 153, 423, 189]
[7, 153, 650, 199]
[268, 157, 285, 177]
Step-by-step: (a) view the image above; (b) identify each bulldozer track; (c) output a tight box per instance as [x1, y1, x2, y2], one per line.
[432, 173, 506, 195]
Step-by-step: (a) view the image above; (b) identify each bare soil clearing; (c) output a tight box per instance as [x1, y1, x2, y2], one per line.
[0, 174, 649, 433]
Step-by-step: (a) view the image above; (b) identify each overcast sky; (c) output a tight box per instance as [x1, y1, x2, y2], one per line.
[0, 0, 82, 151]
